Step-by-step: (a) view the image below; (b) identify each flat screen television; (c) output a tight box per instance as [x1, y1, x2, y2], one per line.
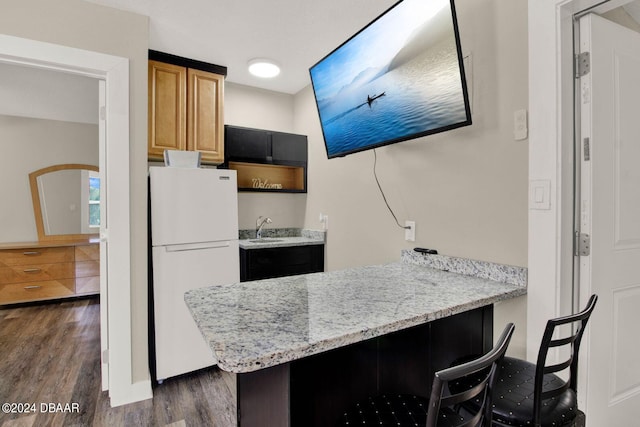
[309, 0, 471, 159]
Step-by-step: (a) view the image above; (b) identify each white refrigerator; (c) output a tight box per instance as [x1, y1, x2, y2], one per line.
[149, 166, 239, 382]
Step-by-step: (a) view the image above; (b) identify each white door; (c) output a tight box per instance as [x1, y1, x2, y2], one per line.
[152, 241, 239, 381]
[578, 13, 640, 426]
[149, 167, 238, 246]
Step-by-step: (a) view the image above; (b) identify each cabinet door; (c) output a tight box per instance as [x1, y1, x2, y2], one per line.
[240, 245, 324, 281]
[148, 60, 187, 159]
[272, 132, 308, 163]
[187, 68, 225, 164]
[225, 125, 271, 161]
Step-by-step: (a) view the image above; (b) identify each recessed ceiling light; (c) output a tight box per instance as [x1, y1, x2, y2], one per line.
[248, 58, 280, 78]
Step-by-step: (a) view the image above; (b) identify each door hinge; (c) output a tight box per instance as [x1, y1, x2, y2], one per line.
[575, 232, 590, 256]
[576, 52, 590, 78]
[99, 106, 106, 121]
[583, 137, 590, 161]
[102, 349, 109, 364]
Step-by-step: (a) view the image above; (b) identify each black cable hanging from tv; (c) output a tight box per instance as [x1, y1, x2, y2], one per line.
[373, 149, 410, 230]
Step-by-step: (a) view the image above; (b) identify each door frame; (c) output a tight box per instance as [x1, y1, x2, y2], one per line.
[0, 34, 152, 405]
[528, 0, 633, 408]
[528, 0, 589, 361]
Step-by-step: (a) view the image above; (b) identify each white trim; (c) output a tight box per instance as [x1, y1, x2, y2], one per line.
[527, 0, 605, 412]
[0, 34, 151, 406]
[99, 80, 109, 392]
[110, 380, 155, 407]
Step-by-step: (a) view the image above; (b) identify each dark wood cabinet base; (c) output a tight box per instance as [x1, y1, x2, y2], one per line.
[228, 305, 493, 426]
[238, 364, 290, 426]
[240, 245, 324, 282]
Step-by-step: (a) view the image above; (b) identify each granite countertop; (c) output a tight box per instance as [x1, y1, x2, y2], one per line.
[185, 252, 527, 373]
[238, 228, 325, 250]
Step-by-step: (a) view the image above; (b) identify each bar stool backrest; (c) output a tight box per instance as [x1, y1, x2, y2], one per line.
[426, 323, 516, 427]
[532, 294, 598, 426]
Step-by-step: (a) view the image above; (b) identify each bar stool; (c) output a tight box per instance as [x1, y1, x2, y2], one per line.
[452, 295, 597, 427]
[340, 323, 515, 427]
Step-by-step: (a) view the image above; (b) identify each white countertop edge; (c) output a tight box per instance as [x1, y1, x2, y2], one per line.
[215, 288, 526, 373]
[239, 236, 325, 249]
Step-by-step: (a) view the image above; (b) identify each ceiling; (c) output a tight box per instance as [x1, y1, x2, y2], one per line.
[83, 0, 397, 95]
[623, 1, 640, 21]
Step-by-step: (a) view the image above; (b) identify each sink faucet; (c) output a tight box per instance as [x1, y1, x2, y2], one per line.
[256, 216, 272, 239]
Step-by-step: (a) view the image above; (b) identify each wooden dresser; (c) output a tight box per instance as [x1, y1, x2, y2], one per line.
[0, 240, 100, 305]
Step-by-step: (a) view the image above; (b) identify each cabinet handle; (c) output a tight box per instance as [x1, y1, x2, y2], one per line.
[23, 251, 40, 256]
[23, 268, 42, 273]
[23, 285, 42, 290]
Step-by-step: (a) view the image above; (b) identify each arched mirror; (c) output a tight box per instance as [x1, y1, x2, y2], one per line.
[29, 163, 100, 241]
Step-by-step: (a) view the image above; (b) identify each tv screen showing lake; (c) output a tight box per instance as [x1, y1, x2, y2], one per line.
[309, 0, 471, 158]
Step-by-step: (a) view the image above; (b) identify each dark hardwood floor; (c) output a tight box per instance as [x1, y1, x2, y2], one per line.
[0, 297, 236, 427]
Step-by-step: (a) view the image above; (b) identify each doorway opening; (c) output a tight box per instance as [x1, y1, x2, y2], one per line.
[0, 34, 148, 405]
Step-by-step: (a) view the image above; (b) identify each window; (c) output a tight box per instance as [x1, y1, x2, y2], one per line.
[89, 171, 100, 228]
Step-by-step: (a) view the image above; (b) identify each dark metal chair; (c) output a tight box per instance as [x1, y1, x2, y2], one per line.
[452, 295, 597, 427]
[341, 323, 515, 427]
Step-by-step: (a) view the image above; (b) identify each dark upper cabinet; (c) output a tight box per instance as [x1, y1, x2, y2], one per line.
[224, 125, 308, 193]
[225, 126, 271, 161]
[224, 125, 307, 165]
[271, 131, 308, 163]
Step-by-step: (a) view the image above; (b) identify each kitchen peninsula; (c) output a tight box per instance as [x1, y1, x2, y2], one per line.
[185, 250, 527, 426]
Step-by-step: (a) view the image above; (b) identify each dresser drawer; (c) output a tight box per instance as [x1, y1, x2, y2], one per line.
[0, 279, 75, 304]
[75, 245, 99, 295]
[75, 260, 99, 278]
[0, 263, 75, 284]
[0, 247, 74, 267]
[76, 276, 100, 295]
[75, 244, 99, 262]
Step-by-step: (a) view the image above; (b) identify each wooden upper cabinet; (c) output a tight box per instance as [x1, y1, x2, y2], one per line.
[187, 68, 225, 164]
[148, 55, 225, 165]
[148, 60, 187, 158]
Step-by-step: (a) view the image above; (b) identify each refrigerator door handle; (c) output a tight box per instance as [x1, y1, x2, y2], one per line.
[164, 241, 232, 252]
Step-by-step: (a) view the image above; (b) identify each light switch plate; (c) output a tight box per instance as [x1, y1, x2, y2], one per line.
[529, 180, 551, 210]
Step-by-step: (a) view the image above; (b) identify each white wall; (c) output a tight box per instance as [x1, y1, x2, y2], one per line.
[298, 0, 529, 268]
[0, 115, 98, 243]
[295, 0, 529, 356]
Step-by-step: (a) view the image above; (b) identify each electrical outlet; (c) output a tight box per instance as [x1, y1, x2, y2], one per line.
[405, 220, 416, 242]
[514, 109, 528, 140]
